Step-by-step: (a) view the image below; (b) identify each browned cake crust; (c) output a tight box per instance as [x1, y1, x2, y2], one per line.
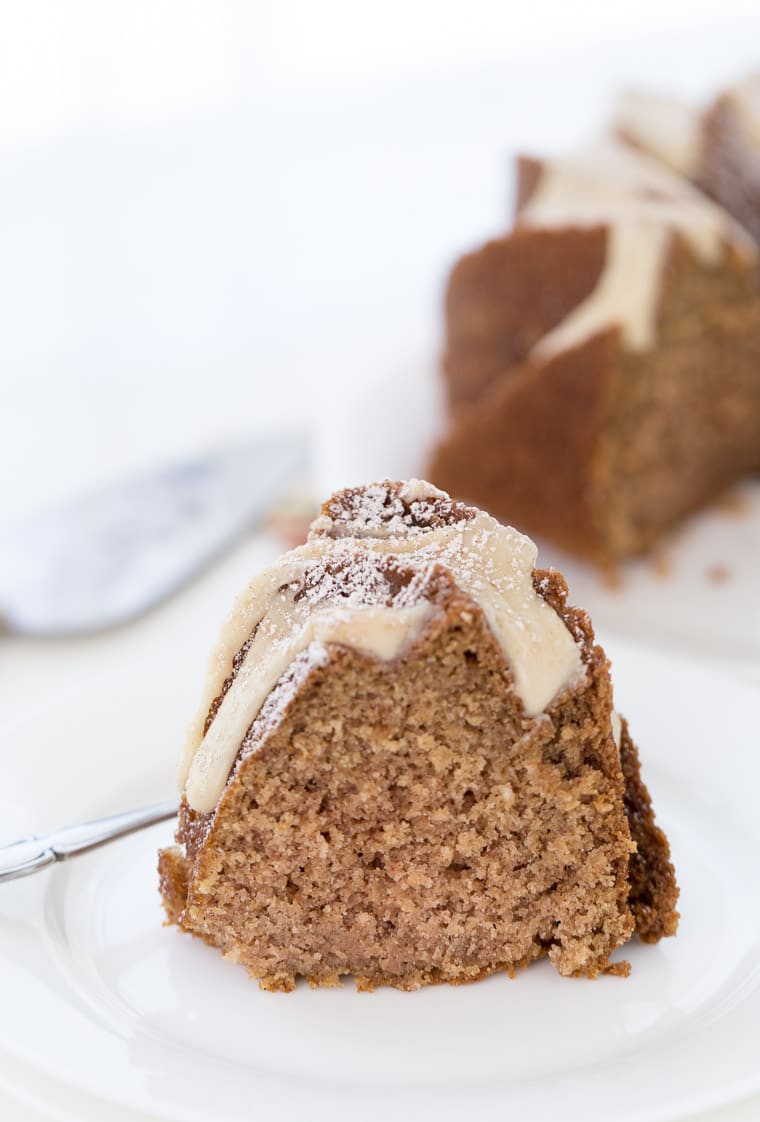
[159, 548, 678, 991]
[443, 225, 607, 411]
[698, 95, 760, 246]
[315, 479, 477, 536]
[618, 716, 679, 941]
[432, 327, 619, 563]
[613, 87, 760, 249]
[515, 155, 545, 213]
[430, 230, 760, 564]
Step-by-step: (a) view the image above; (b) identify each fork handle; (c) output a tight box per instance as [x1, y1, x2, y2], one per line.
[0, 798, 177, 883]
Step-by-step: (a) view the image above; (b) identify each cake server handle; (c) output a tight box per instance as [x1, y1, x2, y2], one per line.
[0, 798, 177, 883]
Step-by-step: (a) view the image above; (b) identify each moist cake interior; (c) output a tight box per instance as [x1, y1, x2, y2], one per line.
[159, 481, 678, 990]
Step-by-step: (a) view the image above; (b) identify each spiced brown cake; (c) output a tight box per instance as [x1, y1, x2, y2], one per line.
[159, 480, 678, 990]
[430, 142, 760, 565]
[616, 74, 760, 245]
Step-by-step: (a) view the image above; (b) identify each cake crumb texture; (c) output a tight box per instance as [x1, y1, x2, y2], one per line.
[159, 495, 678, 990]
[429, 140, 760, 565]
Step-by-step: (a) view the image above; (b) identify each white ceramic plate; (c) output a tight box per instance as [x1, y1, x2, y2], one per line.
[0, 640, 759, 1122]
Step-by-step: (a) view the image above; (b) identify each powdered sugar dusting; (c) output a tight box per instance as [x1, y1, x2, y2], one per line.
[181, 480, 585, 814]
[236, 642, 331, 772]
[312, 478, 475, 540]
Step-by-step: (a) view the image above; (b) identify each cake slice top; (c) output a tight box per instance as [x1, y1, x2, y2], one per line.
[722, 71, 760, 148]
[613, 89, 703, 177]
[517, 140, 748, 257]
[179, 480, 585, 814]
[516, 141, 755, 358]
[614, 74, 760, 177]
[310, 477, 476, 538]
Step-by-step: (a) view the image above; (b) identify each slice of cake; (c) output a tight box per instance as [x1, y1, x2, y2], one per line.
[430, 142, 760, 565]
[615, 75, 760, 245]
[159, 480, 678, 990]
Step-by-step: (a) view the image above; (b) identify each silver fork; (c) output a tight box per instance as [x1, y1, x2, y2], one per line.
[0, 800, 177, 883]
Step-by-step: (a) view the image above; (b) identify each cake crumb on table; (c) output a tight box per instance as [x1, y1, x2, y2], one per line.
[706, 562, 730, 584]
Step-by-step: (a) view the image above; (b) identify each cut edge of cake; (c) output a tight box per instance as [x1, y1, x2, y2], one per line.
[159, 480, 678, 991]
[431, 142, 760, 564]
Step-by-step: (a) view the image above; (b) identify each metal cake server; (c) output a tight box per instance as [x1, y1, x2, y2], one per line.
[0, 434, 306, 636]
[0, 800, 177, 883]
[0, 437, 306, 878]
